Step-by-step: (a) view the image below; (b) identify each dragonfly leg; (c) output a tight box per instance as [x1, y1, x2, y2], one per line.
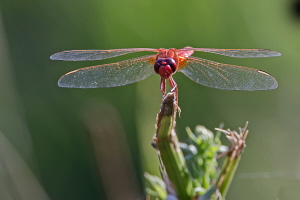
[169, 77, 178, 101]
[160, 78, 166, 96]
[169, 77, 181, 115]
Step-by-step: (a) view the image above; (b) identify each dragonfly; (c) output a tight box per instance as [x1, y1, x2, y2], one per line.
[50, 46, 280, 100]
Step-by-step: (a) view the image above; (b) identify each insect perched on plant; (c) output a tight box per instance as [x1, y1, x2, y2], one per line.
[50, 46, 280, 100]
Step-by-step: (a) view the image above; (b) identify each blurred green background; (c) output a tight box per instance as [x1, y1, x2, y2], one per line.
[0, 0, 299, 199]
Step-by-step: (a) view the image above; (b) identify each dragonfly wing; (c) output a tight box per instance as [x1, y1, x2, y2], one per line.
[50, 48, 157, 61]
[58, 55, 156, 88]
[179, 56, 278, 91]
[181, 47, 281, 58]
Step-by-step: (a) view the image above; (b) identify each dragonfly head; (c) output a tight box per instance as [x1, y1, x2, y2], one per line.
[154, 58, 177, 79]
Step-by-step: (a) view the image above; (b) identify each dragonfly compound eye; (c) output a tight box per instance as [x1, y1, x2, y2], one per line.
[164, 58, 177, 72]
[154, 58, 177, 79]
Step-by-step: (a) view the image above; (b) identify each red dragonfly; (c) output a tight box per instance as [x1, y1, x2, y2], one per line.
[50, 47, 280, 99]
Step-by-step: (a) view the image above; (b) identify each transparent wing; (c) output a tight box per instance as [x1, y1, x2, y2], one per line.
[50, 48, 158, 61]
[180, 47, 281, 58]
[179, 56, 278, 91]
[58, 55, 156, 88]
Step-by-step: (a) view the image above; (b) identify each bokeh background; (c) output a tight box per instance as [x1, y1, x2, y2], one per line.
[1, 0, 300, 199]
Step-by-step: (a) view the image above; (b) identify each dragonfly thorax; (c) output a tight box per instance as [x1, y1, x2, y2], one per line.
[154, 58, 177, 79]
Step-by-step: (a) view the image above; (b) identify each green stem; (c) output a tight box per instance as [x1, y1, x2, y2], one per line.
[216, 154, 241, 198]
[214, 124, 248, 199]
[155, 93, 194, 200]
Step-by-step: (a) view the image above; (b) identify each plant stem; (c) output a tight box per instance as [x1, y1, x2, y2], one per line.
[214, 123, 249, 199]
[216, 153, 241, 198]
[155, 93, 194, 200]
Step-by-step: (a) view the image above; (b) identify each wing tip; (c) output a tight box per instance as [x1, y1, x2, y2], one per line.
[50, 53, 59, 60]
[57, 76, 68, 88]
[263, 50, 281, 57]
[50, 52, 76, 61]
[57, 70, 79, 88]
[257, 70, 278, 90]
[274, 52, 282, 57]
